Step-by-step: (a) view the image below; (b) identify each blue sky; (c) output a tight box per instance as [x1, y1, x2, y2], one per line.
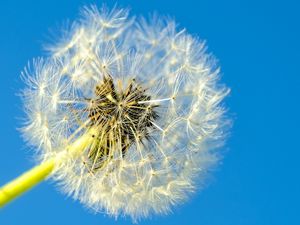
[0, 0, 299, 225]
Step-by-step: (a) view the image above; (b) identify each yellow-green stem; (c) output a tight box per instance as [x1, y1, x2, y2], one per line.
[0, 159, 55, 207]
[0, 128, 96, 208]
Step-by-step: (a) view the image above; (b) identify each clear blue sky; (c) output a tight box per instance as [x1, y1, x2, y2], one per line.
[0, 0, 299, 225]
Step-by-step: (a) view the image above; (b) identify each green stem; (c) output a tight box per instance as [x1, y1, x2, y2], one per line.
[0, 159, 55, 207]
[0, 128, 96, 208]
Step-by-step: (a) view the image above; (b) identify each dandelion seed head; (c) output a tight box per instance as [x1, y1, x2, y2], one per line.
[21, 5, 229, 221]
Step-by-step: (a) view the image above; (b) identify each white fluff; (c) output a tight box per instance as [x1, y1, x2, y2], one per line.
[21, 5, 229, 221]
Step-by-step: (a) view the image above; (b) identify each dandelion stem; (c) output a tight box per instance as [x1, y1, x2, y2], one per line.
[0, 159, 55, 208]
[0, 128, 96, 208]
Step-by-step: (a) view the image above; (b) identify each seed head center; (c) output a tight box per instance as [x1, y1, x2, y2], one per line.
[85, 75, 158, 172]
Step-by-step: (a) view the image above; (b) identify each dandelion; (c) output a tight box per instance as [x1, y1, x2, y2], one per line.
[0, 5, 229, 221]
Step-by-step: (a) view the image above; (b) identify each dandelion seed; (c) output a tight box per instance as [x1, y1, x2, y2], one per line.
[0, 5, 230, 221]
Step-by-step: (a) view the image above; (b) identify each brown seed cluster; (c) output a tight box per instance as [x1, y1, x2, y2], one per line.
[85, 75, 158, 171]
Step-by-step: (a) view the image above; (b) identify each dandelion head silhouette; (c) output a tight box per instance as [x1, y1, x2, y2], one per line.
[21, 5, 229, 221]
